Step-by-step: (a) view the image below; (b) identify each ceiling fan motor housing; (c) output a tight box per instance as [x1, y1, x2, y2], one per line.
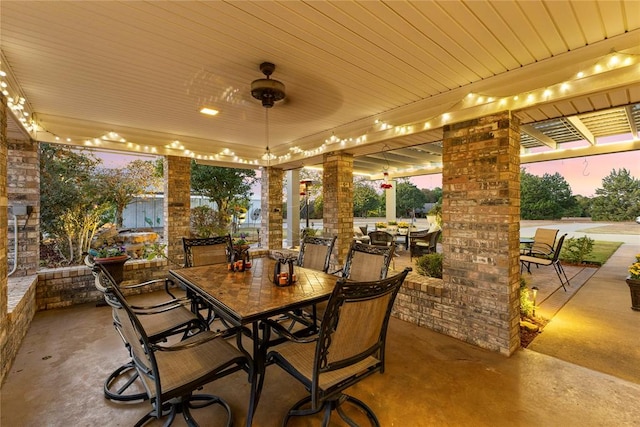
[251, 62, 286, 108]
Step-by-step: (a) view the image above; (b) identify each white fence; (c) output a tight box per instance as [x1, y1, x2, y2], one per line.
[121, 195, 262, 230]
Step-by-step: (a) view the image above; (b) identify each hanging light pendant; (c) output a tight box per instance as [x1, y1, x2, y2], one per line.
[261, 108, 276, 162]
[380, 144, 393, 189]
[252, 62, 285, 165]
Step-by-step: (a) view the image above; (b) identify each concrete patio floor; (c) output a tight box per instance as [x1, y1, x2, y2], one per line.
[2, 241, 640, 426]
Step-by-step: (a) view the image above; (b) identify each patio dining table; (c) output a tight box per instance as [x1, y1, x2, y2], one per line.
[169, 257, 338, 427]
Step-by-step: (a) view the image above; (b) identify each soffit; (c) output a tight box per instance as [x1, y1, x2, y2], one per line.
[1, 1, 639, 175]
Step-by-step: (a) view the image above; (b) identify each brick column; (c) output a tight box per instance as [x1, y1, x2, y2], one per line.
[260, 167, 284, 249]
[322, 152, 353, 267]
[7, 137, 39, 276]
[164, 156, 191, 265]
[1, 95, 8, 327]
[442, 111, 521, 356]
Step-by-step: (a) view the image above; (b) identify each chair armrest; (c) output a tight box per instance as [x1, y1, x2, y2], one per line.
[329, 267, 344, 276]
[152, 330, 228, 351]
[120, 278, 170, 290]
[262, 319, 319, 344]
[132, 300, 192, 315]
[526, 244, 555, 257]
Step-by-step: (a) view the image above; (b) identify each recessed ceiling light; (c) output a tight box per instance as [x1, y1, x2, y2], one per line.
[199, 107, 219, 116]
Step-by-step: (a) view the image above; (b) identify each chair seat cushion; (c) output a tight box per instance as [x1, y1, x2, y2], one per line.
[274, 341, 380, 390]
[139, 331, 245, 399]
[520, 255, 553, 266]
[139, 305, 199, 339]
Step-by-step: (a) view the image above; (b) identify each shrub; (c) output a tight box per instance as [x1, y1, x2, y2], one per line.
[520, 276, 534, 317]
[561, 236, 594, 264]
[415, 253, 443, 279]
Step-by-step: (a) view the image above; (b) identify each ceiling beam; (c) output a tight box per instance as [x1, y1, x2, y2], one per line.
[624, 105, 638, 139]
[566, 116, 595, 145]
[520, 124, 557, 149]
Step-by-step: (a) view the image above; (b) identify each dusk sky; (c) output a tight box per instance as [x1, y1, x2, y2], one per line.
[410, 150, 640, 197]
[97, 149, 639, 198]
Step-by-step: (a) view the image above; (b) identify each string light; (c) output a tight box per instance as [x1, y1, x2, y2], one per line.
[3, 50, 638, 166]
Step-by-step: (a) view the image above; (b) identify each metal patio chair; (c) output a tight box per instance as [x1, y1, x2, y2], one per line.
[107, 277, 249, 427]
[297, 235, 336, 273]
[183, 235, 234, 325]
[520, 233, 570, 291]
[338, 241, 395, 282]
[93, 263, 208, 402]
[521, 228, 559, 258]
[265, 267, 412, 426]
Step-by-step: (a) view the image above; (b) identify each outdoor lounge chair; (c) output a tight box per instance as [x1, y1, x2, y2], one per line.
[520, 233, 570, 291]
[264, 267, 411, 426]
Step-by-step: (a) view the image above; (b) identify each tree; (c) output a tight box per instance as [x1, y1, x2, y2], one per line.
[353, 181, 379, 217]
[39, 143, 106, 264]
[96, 160, 161, 227]
[520, 169, 577, 219]
[190, 162, 258, 230]
[421, 187, 443, 203]
[395, 181, 428, 218]
[590, 168, 640, 221]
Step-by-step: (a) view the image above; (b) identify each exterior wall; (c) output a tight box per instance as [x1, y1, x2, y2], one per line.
[440, 111, 521, 355]
[322, 152, 353, 267]
[164, 156, 191, 266]
[1, 93, 10, 384]
[1, 96, 41, 384]
[392, 273, 446, 326]
[260, 167, 284, 249]
[36, 259, 170, 311]
[7, 136, 39, 276]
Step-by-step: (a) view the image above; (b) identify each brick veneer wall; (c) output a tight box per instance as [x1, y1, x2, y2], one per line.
[440, 111, 521, 355]
[322, 152, 353, 267]
[1, 94, 11, 384]
[36, 259, 171, 310]
[261, 167, 284, 249]
[164, 156, 191, 265]
[7, 137, 39, 276]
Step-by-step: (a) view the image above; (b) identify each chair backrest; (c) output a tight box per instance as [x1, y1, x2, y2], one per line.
[342, 241, 395, 281]
[531, 228, 558, 256]
[551, 234, 567, 262]
[368, 230, 394, 246]
[298, 235, 336, 273]
[409, 229, 430, 246]
[429, 229, 442, 252]
[106, 279, 163, 401]
[314, 267, 411, 381]
[183, 235, 233, 267]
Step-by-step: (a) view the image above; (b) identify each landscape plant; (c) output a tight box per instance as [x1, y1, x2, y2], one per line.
[40, 144, 109, 264]
[96, 159, 161, 228]
[415, 253, 443, 279]
[561, 236, 594, 265]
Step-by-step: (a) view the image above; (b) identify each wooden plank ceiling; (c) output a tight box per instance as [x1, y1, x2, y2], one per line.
[1, 1, 639, 178]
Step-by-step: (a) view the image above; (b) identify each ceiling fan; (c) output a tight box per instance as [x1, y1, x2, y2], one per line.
[250, 62, 286, 108]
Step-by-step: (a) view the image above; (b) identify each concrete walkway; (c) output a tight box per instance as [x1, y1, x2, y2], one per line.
[529, 242, 640, 384]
